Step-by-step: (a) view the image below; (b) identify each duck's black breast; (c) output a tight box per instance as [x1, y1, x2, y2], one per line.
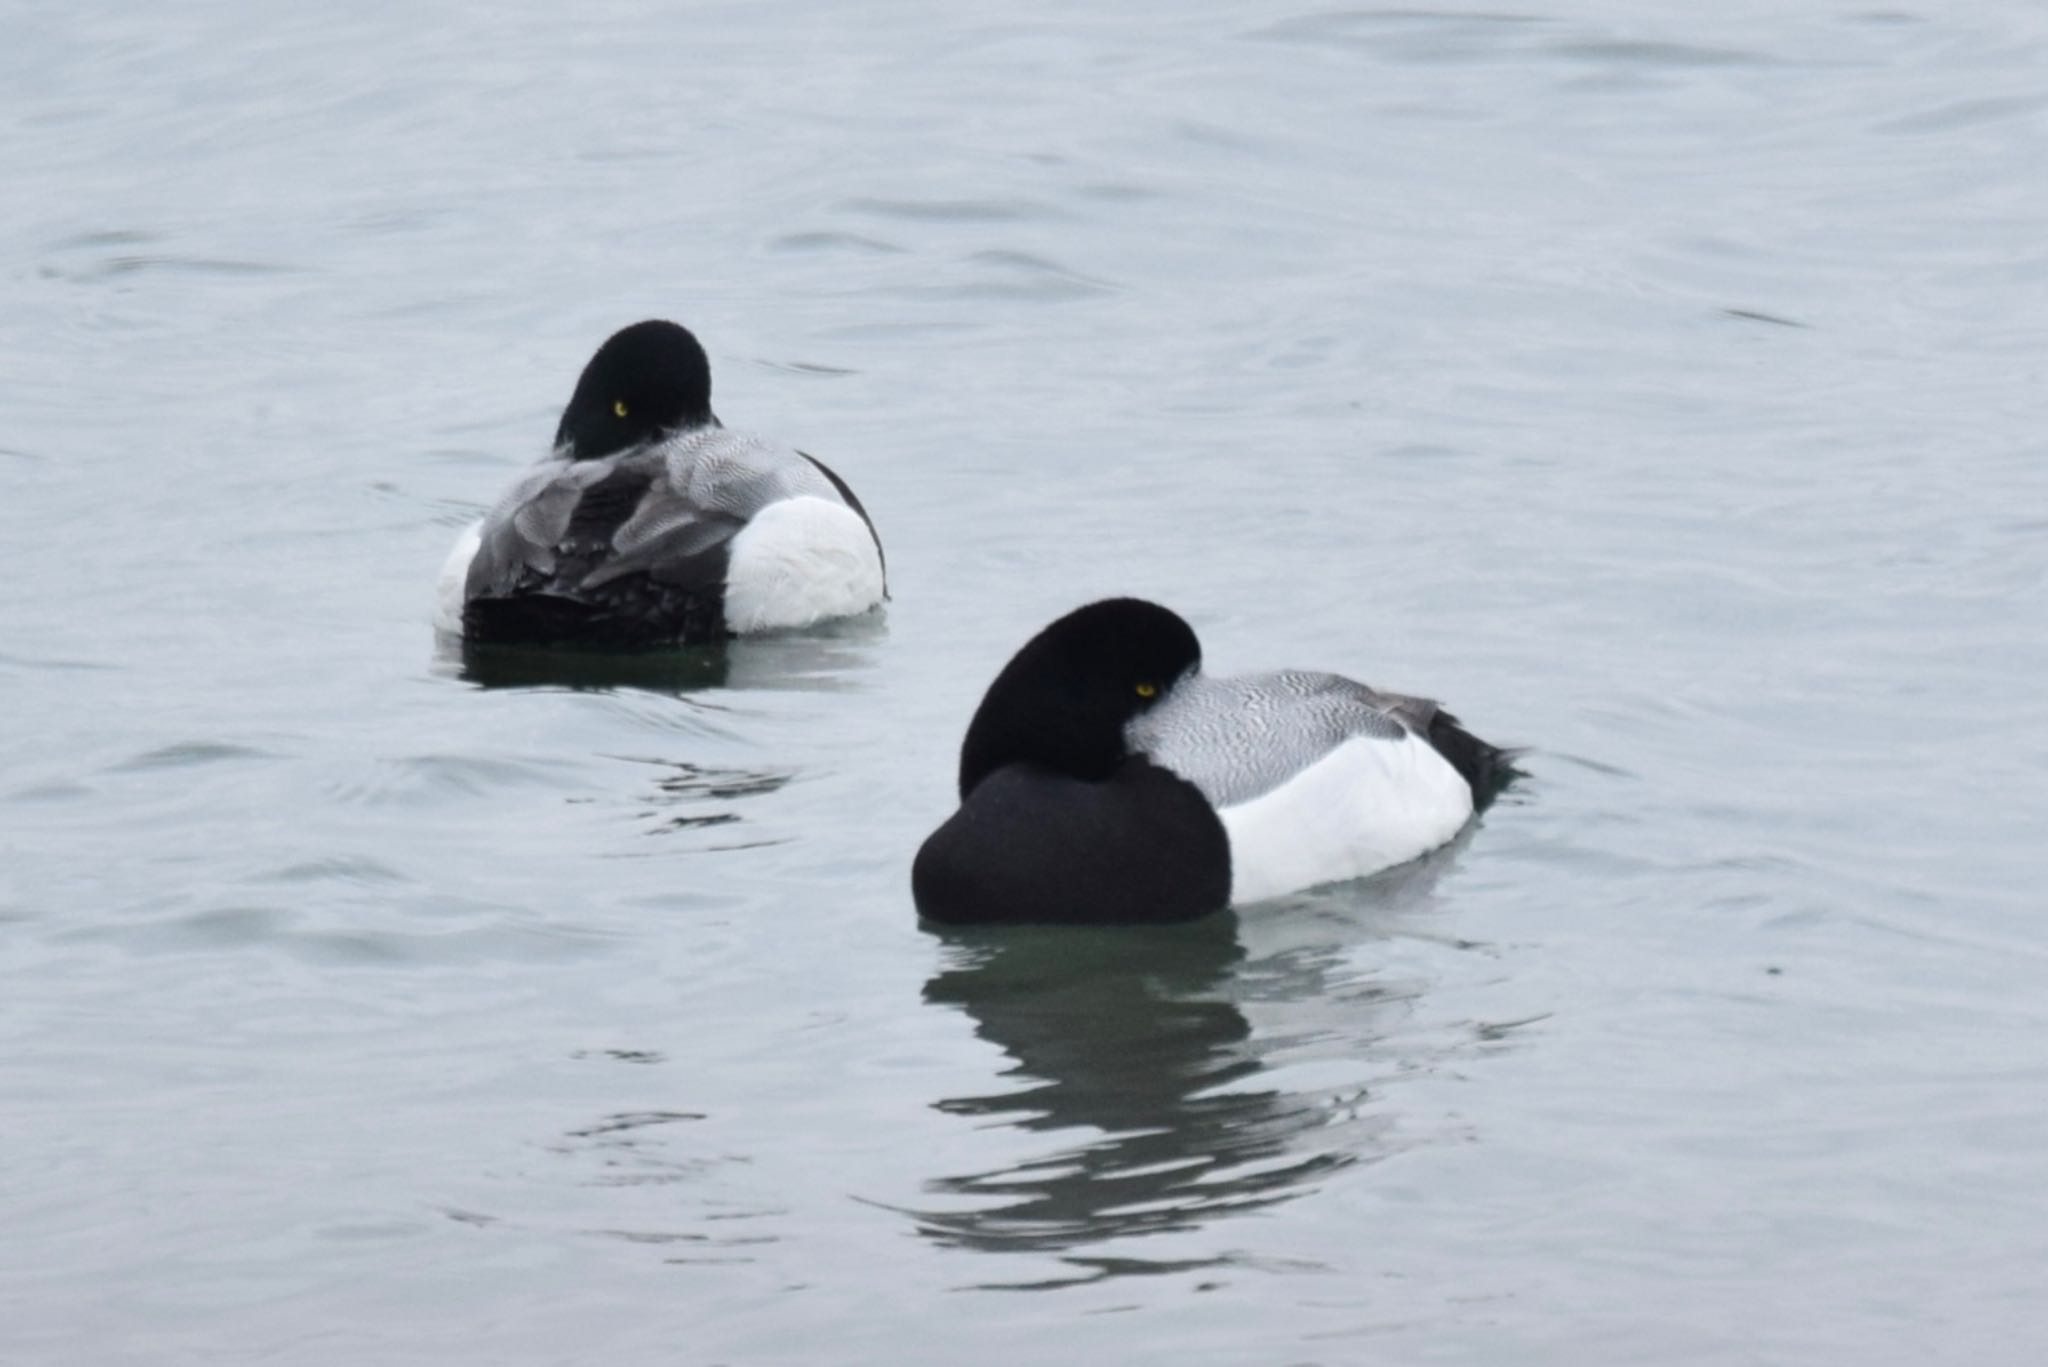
[912, 757, 1232, 926]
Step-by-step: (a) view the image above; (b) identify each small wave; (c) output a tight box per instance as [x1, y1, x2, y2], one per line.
[840, 195, 1064, 224]
[107, 740, 274, 773]
[764, 230, 906, 255]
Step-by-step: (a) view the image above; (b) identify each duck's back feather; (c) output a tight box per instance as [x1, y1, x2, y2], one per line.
[1127, 670, 1405, 806]
[1130, 669, 1514, 810]
[1129, 667, 1513, 903]
[458, 428, 872, 647]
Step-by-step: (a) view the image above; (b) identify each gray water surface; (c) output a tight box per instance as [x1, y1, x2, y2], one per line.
[6, 2, 2048, 1363]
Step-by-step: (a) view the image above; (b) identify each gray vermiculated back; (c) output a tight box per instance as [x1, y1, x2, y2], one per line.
[466, 426, 844, 598]
[1126, 669, 1423, 808]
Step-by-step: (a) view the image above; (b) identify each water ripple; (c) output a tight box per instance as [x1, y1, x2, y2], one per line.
[59, 902, 616, 967]
[1248, 9, 1544, 59]
[1876, 94, 2048, 135]
[904, 843, 1509, 1285]
[1548, 38, 1773, 69]
[840, 195, 1065, 224]
[324, 752, 578, 806]
[0, 650, 118, 673]
[252, 854, 411, 888]
[618, 757, 794, 835]
[764, 230, 905, 255]
[539, 1105, 787, 1263]
[107, 740, 275, 773]
[40, 250, 297, 283]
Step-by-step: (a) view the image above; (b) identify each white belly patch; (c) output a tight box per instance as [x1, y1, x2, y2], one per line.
[1216, 731, 1474, 905]
[434, 520, 483, 636]
[722, 496, 885, 634]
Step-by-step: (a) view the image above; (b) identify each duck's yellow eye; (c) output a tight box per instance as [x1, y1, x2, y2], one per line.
[613, 400, 629, 418]
[1135, 682, 1158, 699]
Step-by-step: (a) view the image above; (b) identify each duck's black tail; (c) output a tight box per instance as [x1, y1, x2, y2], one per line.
[461, 580, 725, 650]
[1425, 711, 1523, 811]
[462, 593, 609, 647]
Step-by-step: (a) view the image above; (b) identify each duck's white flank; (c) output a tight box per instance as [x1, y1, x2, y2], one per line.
[1214, 730, 1473, 905]
[435, 520, 484, 636]
[721, 496, 885, 633]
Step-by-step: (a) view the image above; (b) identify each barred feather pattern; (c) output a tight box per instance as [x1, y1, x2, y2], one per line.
[463, 426, 850, 603]
[1125, 669, 1435, 809]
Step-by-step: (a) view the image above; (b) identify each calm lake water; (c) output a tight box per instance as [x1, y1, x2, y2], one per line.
[6, 2, 2047, 1362]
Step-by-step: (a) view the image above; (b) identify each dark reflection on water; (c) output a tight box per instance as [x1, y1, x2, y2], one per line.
[437, 613, 888, 696]
[427, 621, 886, 847]
[623, 757, 795, 837]
[450, 639, 734, 692]
[920, 914, 1353, 1269]
[545, 1091, 788, 1265]
[912, 842, 1483, 1287]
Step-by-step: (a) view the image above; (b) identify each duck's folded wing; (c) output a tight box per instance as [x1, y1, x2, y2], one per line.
[463, 459, 607, 599]
[578, 475, 745, 590]
[1354, 683, 1516, 805]
[582, 429, 852, 588]
[463, 453, 743, 601]
[1131, 671, 1414, 808]
[1350, 683, 1443, 736]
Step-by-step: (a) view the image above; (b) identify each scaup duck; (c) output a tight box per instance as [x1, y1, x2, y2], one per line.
[912, 598, 1513, 925]
[436, 320, 884, 647]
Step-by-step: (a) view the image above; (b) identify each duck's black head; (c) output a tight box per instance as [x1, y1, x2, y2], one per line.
[554, 320, 715, 460]
[957, 598, 1202, 799]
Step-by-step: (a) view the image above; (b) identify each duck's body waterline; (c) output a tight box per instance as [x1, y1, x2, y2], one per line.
[915, 599, 1511, 926]
[1129, 666, 1498, 905]
[440, 321, 883, 649]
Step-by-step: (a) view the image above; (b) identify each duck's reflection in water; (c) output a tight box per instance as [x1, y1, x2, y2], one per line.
[437, 609, 888, 696]
[913, 840, 1491, 1282]
[434, 616, 885, 841]
[449, 637, 734, 692]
